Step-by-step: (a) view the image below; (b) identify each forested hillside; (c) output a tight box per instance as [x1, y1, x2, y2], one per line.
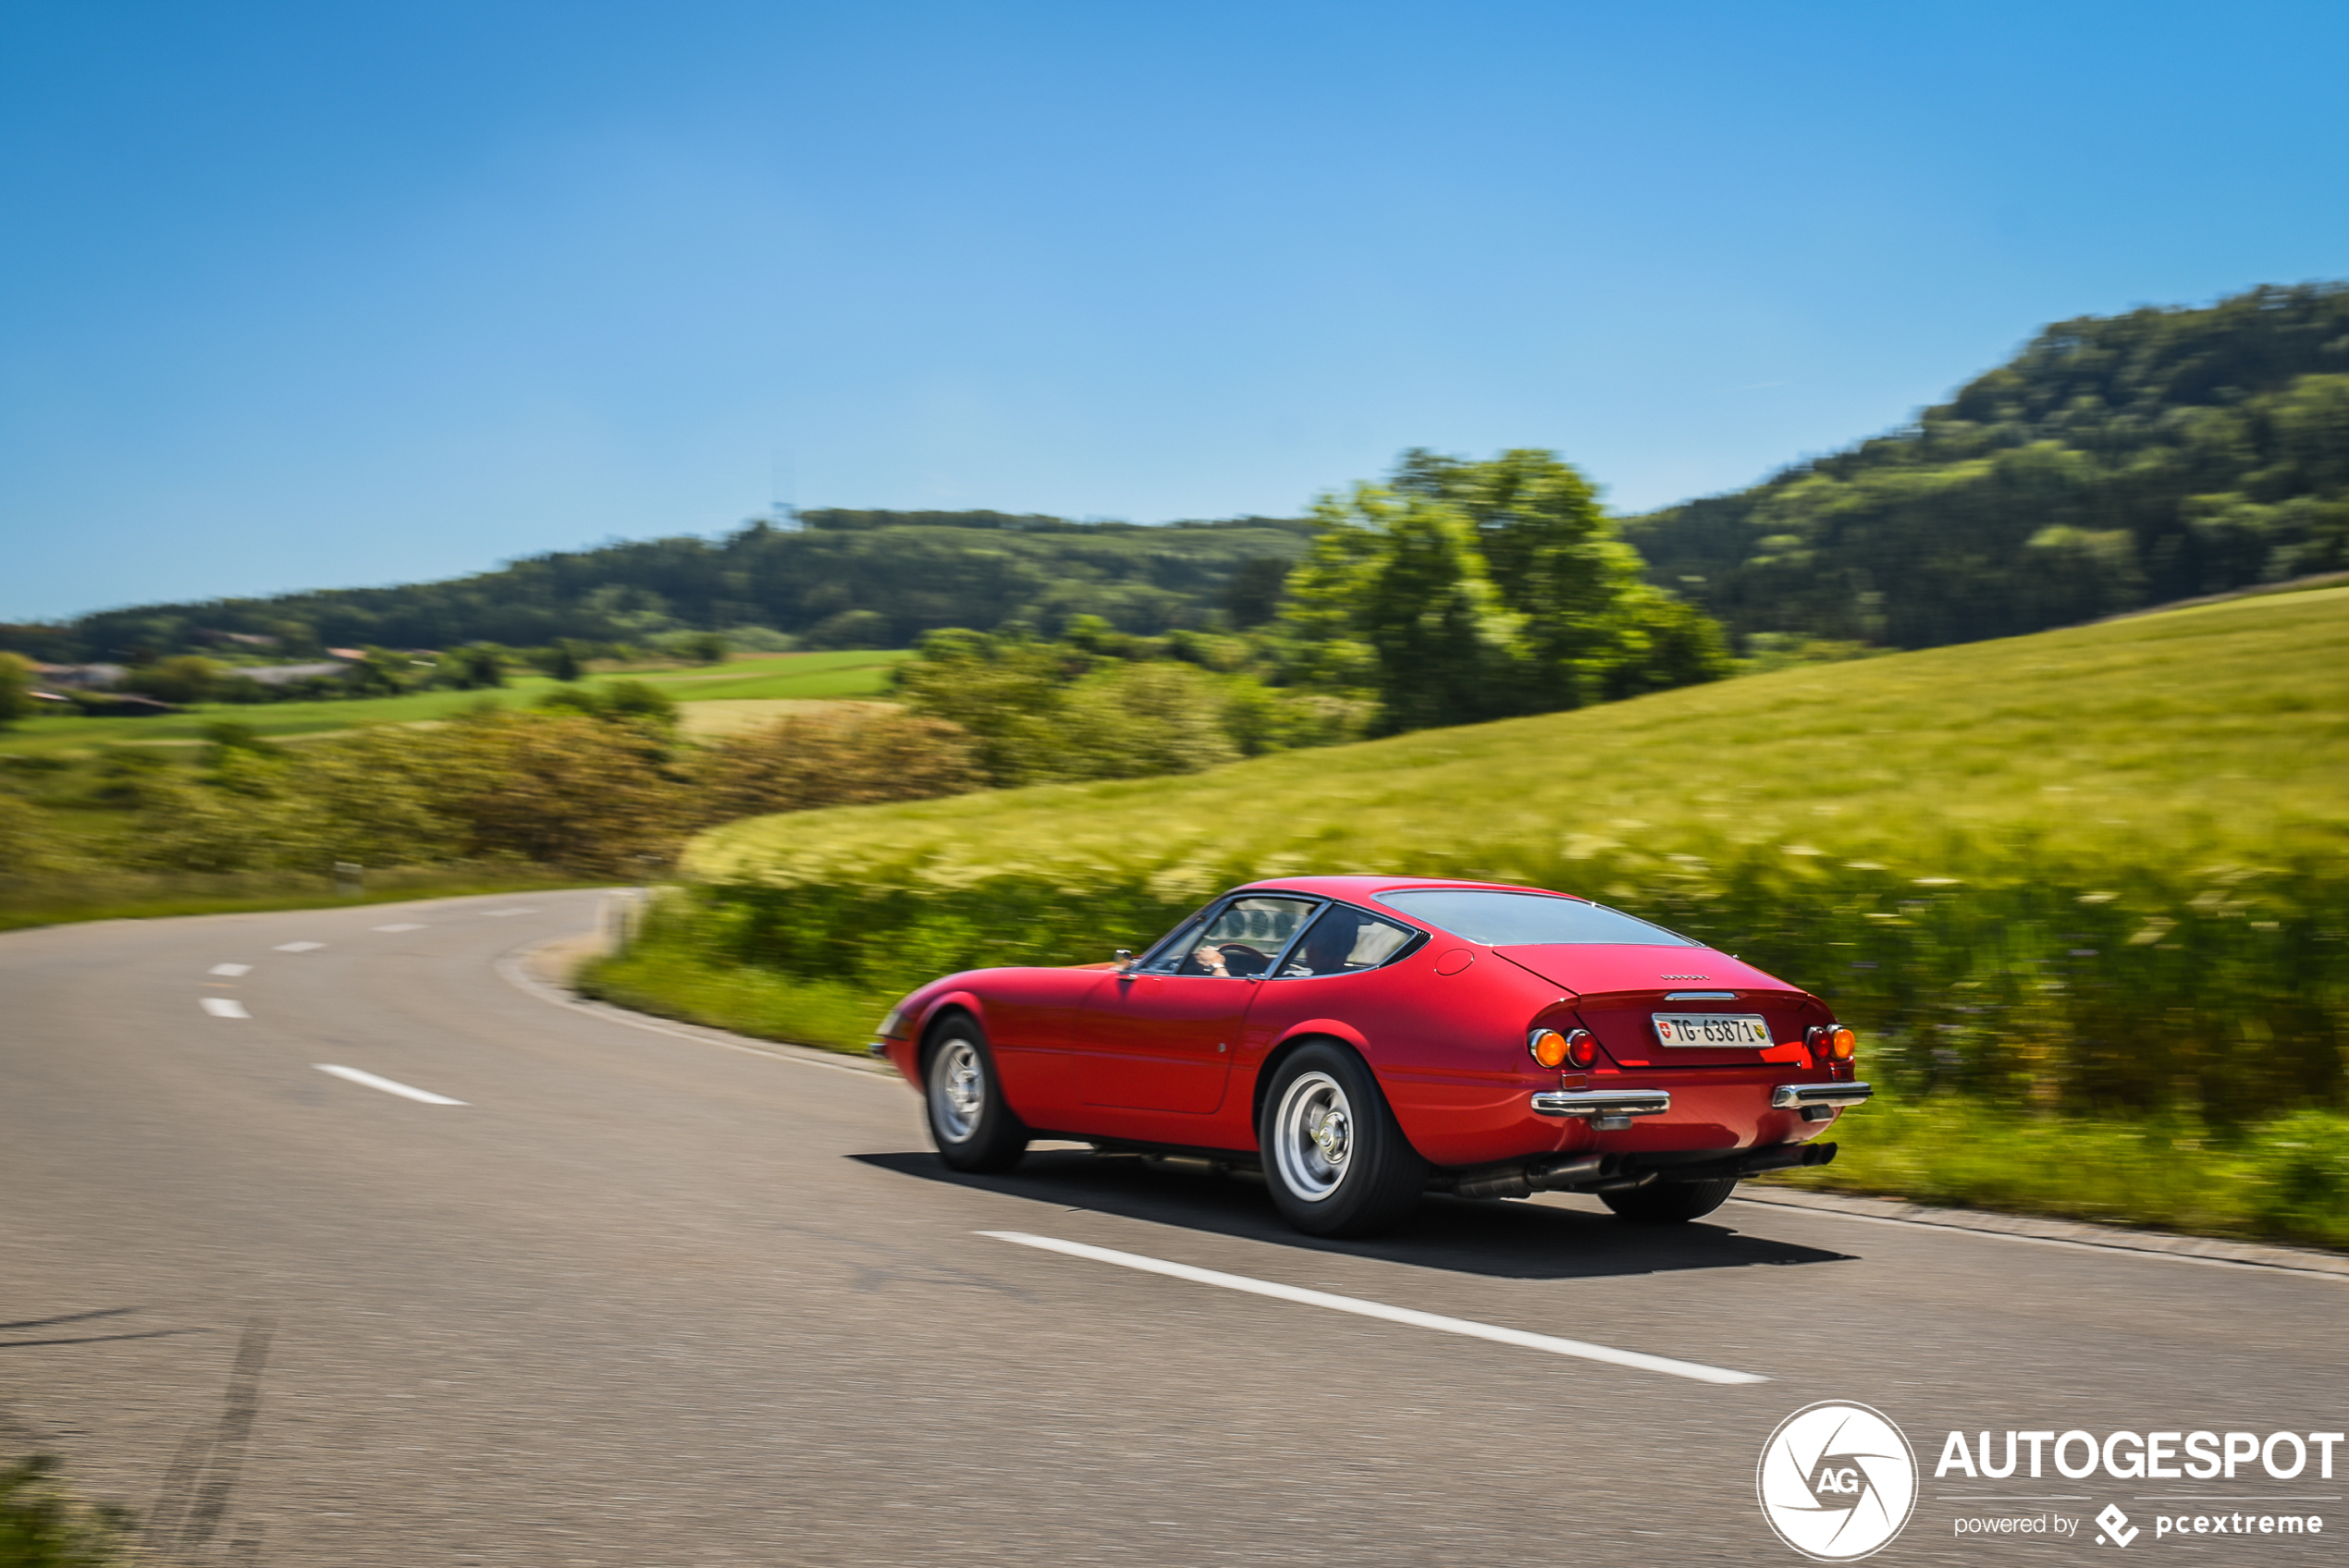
[1624, 283, 2349, 647]
[21, 283, 2346, 667]
[4, 512, 1312, 661]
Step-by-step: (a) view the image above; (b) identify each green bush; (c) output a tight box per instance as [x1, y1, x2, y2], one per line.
[2244, 1109, 2349, 1238]
[622, 849, 2349, 1123]
[1761, 1096, 2349, 1251]
[0, 1454, 135, 1567]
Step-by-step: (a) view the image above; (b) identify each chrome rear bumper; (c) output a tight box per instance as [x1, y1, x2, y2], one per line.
[1771, 1081, 1873, 1109]
[1771, 1081, 1873, 1121]
[1530, 1087, 1671, 1130]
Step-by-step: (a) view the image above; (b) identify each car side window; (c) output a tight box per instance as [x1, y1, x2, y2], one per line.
[1173, 896, 1321, 978]
[1275, 903, 1421, 978]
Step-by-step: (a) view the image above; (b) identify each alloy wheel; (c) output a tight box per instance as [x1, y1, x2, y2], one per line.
[1272, 1069, 1353, 1202]
[931, 1037, 984, 1142]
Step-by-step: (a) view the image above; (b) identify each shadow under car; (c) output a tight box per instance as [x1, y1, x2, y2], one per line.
[854, 1147, 1857, 1281]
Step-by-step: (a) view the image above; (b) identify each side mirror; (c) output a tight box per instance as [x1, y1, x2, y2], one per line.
[1114, 949, 1135, 971]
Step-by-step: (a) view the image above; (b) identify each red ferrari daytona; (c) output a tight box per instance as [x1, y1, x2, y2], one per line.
[873, 876, 1870, 1237]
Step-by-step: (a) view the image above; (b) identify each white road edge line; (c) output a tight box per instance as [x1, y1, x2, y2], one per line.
[1725, 1197, 2348, 1280]
[980, 1230, 1768, 1386]
[201, 997, 249, 1019]
[314, 1064, 467, 1106]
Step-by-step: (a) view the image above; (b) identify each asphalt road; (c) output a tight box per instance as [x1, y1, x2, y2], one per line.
[3, 890, 2343, 1566]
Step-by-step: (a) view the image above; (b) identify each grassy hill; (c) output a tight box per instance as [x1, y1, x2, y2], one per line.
[589, 583, 2349, 1248]
[688, 583, 2349, 891]
[0, 649, 911, 755]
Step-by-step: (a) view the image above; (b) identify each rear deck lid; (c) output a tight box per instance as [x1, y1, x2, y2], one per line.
[1495, 944, 1817, 1068]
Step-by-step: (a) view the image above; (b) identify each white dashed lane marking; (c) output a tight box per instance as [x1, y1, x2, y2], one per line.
[373, 923, 426, 933]
[314, 1065, 467, 1106]
[981, 1231, 1768, 1385]
[209, 963, 252, 977]
[480, 909, 537, 918]
[201, 998, 250, 1019]
[274, 941, 325, 952]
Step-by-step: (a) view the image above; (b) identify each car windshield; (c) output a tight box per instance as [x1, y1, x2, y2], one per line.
[1143, 896, 1320, 977]
[1373, 888, 1700, 947]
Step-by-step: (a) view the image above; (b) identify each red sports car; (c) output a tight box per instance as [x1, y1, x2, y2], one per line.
[873, 876, 1869, 1237]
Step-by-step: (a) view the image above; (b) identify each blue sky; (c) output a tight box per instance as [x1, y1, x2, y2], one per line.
[5, 0, 2344, 621]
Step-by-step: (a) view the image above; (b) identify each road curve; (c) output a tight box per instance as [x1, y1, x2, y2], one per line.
[2, 891, 2341, 1565]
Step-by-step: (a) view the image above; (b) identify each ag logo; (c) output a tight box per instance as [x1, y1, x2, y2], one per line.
[1757, 1402, 1918, 1561]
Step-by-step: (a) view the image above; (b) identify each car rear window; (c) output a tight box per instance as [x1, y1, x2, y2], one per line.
[1374, 889, 1701, 947]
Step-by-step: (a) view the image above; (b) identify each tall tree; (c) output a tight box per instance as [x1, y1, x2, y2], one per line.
[0, 653, 35, 729]
[1282, 450, 1728, 733]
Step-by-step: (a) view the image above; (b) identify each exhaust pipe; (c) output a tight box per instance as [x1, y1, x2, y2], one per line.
[1448, 1153, 1612, 1200]
[1445, 1140, 1837, 1200]
[1621, 1141, 1839, 1182]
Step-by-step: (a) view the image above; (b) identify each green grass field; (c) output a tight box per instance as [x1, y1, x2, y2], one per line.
[603, 649, 913, 703]
[0, 649, 912, 754]
[610, 587, 2349, 1249]
[690, 586, 2349, 888]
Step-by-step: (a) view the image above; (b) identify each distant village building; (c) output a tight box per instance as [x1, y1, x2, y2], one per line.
[31, 662, 128, 690]
[238, 662, 353, 687]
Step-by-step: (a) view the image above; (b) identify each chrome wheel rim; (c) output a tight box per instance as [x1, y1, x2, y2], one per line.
[1273, 1070, 1353, 1203]
[930, 1037, 984, 1142]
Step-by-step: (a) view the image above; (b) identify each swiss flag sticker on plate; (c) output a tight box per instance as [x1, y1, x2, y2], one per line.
[1656, 1020, 1676, 1040]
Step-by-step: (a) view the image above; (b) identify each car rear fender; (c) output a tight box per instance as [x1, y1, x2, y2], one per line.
[1249, 1021, 1410, 1145]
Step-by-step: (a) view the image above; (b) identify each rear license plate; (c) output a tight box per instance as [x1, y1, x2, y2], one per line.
[1652, 1012, 1772, 1047]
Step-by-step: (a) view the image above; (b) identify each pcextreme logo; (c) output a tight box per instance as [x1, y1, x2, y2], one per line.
[1758, 1402, 1921, 1562]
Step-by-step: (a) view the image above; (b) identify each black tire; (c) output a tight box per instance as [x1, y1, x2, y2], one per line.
[1601, 1176, 1738, 1224]
[1258, 1041, 1428, 1237]
[923, 1014, 1028, 1173]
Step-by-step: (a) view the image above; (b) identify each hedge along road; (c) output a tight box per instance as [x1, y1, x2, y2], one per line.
[1, 891, 2342, 1566]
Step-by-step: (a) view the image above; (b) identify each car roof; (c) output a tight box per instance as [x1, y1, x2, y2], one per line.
[1228, 875, 1590, 904]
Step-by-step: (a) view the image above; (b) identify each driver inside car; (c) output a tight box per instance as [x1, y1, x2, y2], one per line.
[1177, 896, 1315, 978]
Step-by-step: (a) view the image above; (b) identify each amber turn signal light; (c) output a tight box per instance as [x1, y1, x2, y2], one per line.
[1530, 1028, 1598, 1069]
[1808, 1023, 1858, 1062]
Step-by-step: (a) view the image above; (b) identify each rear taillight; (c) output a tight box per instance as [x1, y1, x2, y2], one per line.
[1806, 1024, 1857, 1064]
[1529, 1027, 1598, 1070]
